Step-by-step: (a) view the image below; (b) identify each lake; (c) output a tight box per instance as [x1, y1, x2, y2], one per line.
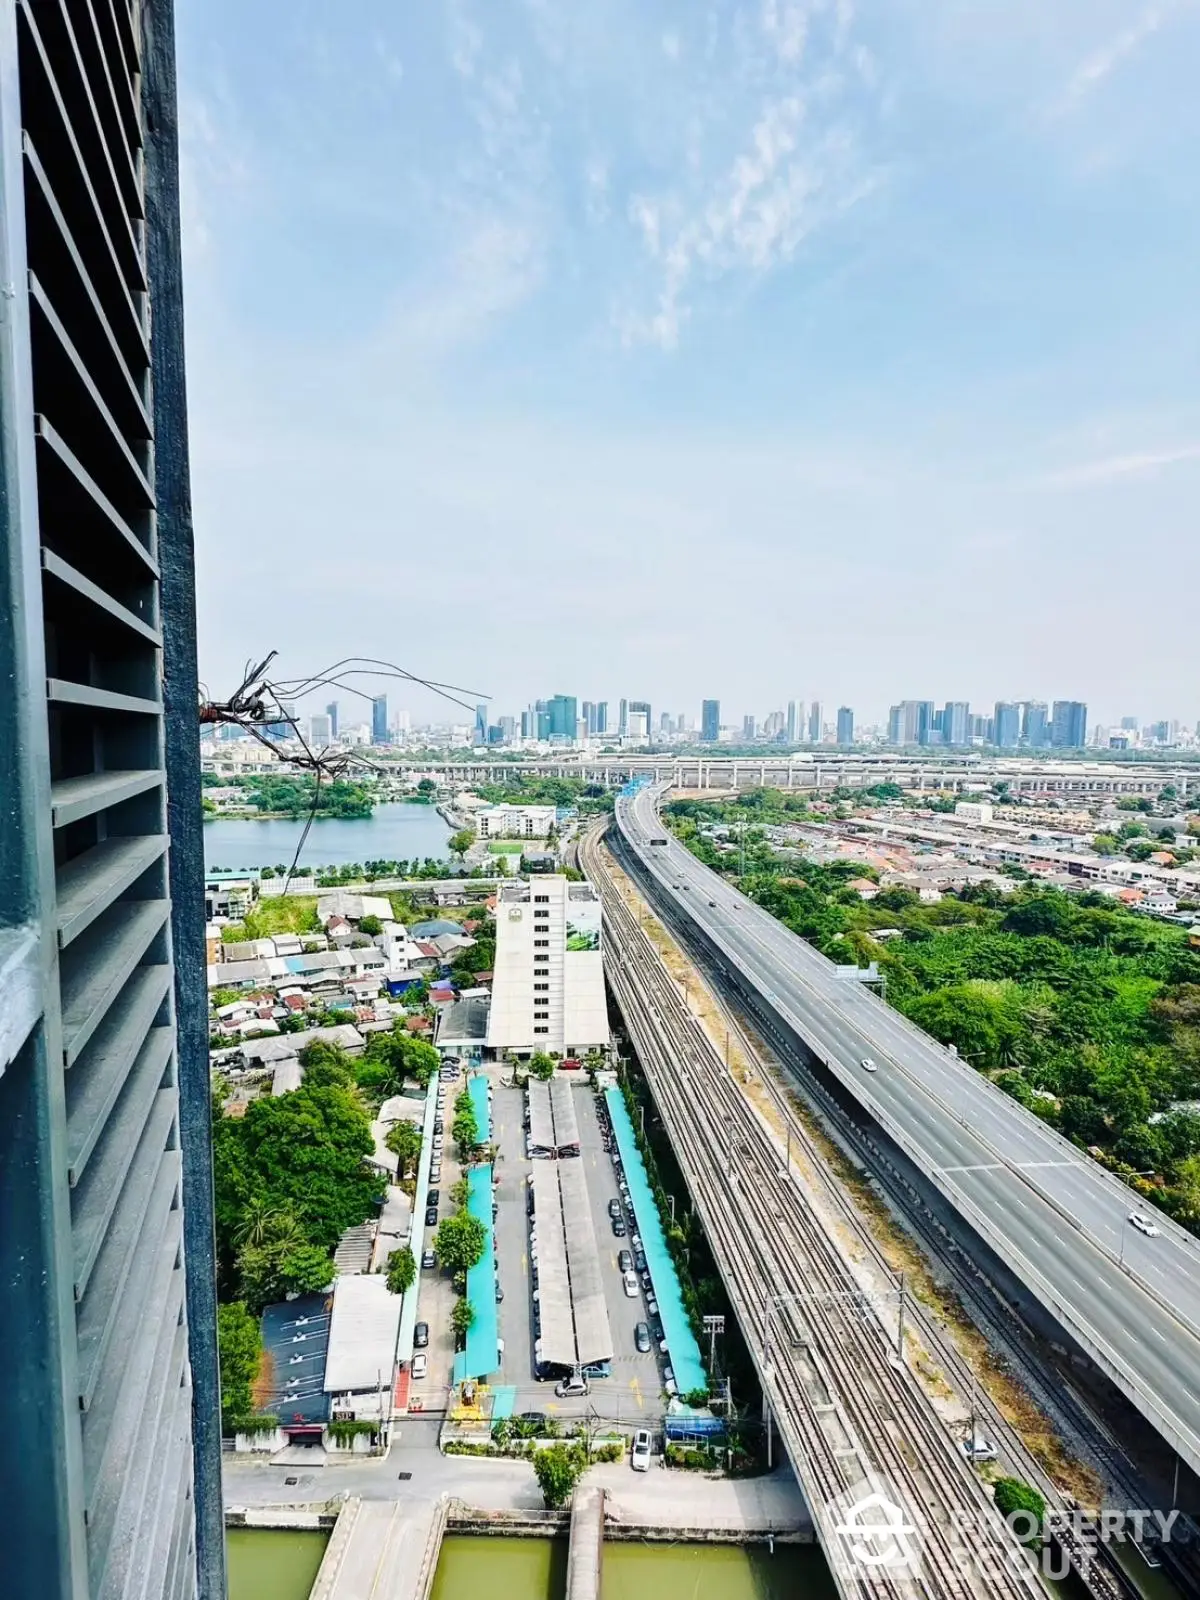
[204, 802, 453, 872]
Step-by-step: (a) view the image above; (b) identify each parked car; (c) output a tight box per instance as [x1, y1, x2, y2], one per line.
[633, 1249, 647, 1273]
[518, 1412, 547, 1429]
[634, 1322, 651, 1354]
[421, 1249, 436, 1270]
[424, 1207, 438, 1227]
[414, 1322, 429, 1348]
[433, 1119, 444, 1135]
[622, 1270, 639, 1298]
[611, 1216, 627, 1238]
[607, 1198, 623, 1220]
[618, 1249, 633, 1274]
[647, 1296, 659, 1317]
[411, 1353, 427, 1380]
[631, 1429, 652, 1472]
[428, 1189, 440, 1206]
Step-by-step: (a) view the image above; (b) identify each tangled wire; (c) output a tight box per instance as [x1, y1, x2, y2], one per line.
[199, 653, 487, 895]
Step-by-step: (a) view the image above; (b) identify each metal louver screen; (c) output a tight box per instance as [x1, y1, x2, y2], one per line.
[10, 0, 199, 1593]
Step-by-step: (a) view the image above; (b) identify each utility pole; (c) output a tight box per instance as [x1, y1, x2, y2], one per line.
[896, 1272, 906, 1363]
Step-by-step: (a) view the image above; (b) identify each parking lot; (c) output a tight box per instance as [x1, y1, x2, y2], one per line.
[491, 1075, 667, 1424]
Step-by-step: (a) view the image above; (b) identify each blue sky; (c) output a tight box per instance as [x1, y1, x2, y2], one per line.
[178, 0, 1200, 729]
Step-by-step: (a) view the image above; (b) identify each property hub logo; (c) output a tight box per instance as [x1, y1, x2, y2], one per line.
[826, 1475, 922, 1585]
[825, 1475, 1181, 1586]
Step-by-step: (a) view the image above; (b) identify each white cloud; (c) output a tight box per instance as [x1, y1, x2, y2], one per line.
[762, 0, 809, 63]
[1059, 4, 1169, 109]
[1044, 442, 1200, 487]
[662, 30, 681, 61]
[447, 0, 483, 78]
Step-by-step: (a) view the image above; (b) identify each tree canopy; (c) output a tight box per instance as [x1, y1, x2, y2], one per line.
[433, 1210, 487, 1274]
[217, 1302, 263, 1432]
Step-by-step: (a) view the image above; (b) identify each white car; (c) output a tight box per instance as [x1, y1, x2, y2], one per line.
[960, 1436, 998, 1463]
[1128, 1212, 1161, 1237]
[411, 1354, 428, 1381]
[860, 1058, 877, 1073]
[622, 1270, 639, 1298]
[631, 1429, 652, 1472]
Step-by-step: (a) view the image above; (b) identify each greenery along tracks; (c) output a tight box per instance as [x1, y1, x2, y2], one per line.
[666, 797, 1200, 1235]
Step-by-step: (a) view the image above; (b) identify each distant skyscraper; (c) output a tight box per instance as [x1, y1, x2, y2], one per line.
[582, 700, 596, 735]
[942, 701, 971, 746]
[520, 710, 532, 738]
[808, 702, 822, 742]
[743, 715, 757, 740]
[629, 701, 651, 738]
[993, 702, 1021, 749]
[1120, 716, 1139, 731]
[1051, 701, 1088, 749]
[372, 695, 389, 744]
[310, 712, 333, 744]
[474, 703, 488, 743]
[701, 700, 720, 742]
[499, 715, 517, 741]
[660, 711, 672, 734]
[618, 698, 629, 736]
[890, 700, 933, 745]
[837, 707, 855, 745]
[1022, 702, 1049, 748]
[786, 700, 798, 742]
[596, 702, 609, 734]
[548, 695, 578, 738]
[326, 700, 339, 738]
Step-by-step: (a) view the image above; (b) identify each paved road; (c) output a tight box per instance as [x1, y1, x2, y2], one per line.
[616, 786, 1200, 1475]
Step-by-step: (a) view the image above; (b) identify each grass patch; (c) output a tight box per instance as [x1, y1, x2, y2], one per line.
[239, 897, 321, 938]
[486, 841, 524, 854]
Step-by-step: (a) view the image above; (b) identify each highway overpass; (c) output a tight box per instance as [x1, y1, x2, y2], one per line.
[614, 782, 1200, 1482]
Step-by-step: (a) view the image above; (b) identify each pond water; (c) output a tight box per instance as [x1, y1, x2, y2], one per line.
[225, 1528, 328, 1600]
[204, 801, 452, 871]
[429, 1536, 835, 1600]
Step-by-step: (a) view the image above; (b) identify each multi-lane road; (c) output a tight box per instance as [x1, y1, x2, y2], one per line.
[616, 784, 1200, 1479]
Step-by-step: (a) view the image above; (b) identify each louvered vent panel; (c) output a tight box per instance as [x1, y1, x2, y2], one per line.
[16, 2, 197, 1594]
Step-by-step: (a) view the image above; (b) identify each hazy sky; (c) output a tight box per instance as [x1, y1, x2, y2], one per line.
[177, 0, 1200, 730]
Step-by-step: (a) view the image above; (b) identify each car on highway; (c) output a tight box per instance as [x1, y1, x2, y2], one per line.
[414, 1322, 429, 1348]
[631, 1429, 653, 1472]
[860, 1057, 877, 1072]
[607, 1198, 623, 1220]
[622, 1270, 640, 1298]
[618, 1249, 633, 1274]
[1129, 1212, 1162, 1237]
[411, 1353, 427, 1381]
[611, 1215, 627, 1237]
[634, 1322, 651, 1353]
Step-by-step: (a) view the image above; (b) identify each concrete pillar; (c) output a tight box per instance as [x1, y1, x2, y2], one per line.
[566, 1485, 604, 1600]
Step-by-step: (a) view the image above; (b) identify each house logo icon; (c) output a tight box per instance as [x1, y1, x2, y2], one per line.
[826, 1476, 922, 1582]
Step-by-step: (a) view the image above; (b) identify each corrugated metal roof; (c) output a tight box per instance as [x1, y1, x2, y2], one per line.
[530, 1164, 575, 1369]
[323, 1274, 402, 1394]
[559, 1160, 612, 1366]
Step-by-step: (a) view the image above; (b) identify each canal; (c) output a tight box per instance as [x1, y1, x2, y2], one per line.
[227, 1530, 837, 1600]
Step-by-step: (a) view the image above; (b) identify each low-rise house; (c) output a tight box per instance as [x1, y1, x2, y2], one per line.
[317, 891, 393, 927]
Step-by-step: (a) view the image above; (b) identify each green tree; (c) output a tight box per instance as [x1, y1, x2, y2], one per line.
[433, 1210, 487, 1274]
[217, 1302, 262, 1432]
[453, 1092, 481, 1156]
[993, 1479, 1046, 1544]
[297, 1039, 354, 1088]
[450, 1297, 476, 1339]
[449, 829, 475, 856]
[237, 1239, 332, 1311]
[358, 914, 383, 936]
[533, 1443, 585, 1508]
[529, 1050, 556, 1081]
[210, 987, 244, 1009]
[386, 1246, 416, 1296]
[385, 1119, 423, 1178]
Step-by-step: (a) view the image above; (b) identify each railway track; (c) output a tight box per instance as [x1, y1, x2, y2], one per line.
[603, 826, 1169, 1598]
[581, 827, 1045, 1600]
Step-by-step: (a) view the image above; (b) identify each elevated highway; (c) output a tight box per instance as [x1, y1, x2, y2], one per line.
[614, 784, 1200, 1483]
